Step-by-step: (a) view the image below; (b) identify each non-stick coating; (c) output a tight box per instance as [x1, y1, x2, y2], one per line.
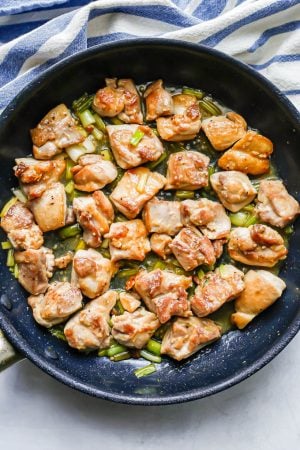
[0, 40, 299, 405]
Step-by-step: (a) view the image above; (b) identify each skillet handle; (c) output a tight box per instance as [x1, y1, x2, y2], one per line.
[0, 329, 23, 371]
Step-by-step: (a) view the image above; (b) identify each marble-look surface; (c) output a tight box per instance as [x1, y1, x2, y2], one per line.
[0, 334, 299, 450]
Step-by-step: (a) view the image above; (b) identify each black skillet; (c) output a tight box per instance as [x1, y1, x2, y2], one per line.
[0, 39, 299, 405]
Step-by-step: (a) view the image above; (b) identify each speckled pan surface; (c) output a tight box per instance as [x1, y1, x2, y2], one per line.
[0, 39, 299, 405]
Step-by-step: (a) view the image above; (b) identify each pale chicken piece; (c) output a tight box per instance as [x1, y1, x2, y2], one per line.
[73, 191, 114, 248]
[150, 233, 172, 260]
[255, 180, 300, 228]
[231, 270, 286, 329]
[191, 264, 245, 317]
[156, 94, 201, 141]
[117, 79, 143, 124]
[212, 238, 226, 260]
[143, 198, 183, 235]
[72, 249, 114, 299]
[133, 269, 192, 323]
[112, 307, 160, 349]
[210, 171, 257, 212]
[228, 224, 287, 267]
[30, 182, 66, 232]
[161, 316, 221, 361]
[170, 226, 216, 271]
[144, 79, 173, 121]
[165, 151, 209, 190]
[54, 252, 73, 269]
[64, 290, 117, 351]
[1, 202, 43, 250]
[218, 131, 273, 175]
[110, 167, 166, 219]
[14, 247, 54, 295]
[201, 112, 247, 151]
[30, 104, 84, 159]
[71, 154, 117, 192]
[180, 199, 231, 240]
[104, 219, 150, 262]
[119, 291, 141, 313]
[28, 281, 82, 328]
[14, 158, 66, 200]
[106, 124, 164, 169]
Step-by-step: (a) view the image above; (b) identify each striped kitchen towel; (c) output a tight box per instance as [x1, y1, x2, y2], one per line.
[0, 0, 299, 112]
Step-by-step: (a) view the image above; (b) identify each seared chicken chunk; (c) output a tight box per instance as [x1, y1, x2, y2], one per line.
[71, 154, 117, 192]
[210, 171, 257, 212]
[119, 291, 141, 313]
[144, 79, 173, 121]
[28, 281, 82, 328]
[112, 307, 160, 349]
[64, 290, 117, 350]
[73, 191, 114, 248]
[54, 252, 73, 269]
[180, 199, 231, 240]
[191, 264, 245, 317]
[150, 233, 172, 259]
[14, 158, 65, 200]
[30, 182, 66, 232]
[15, 247, 54, 295]
[1, 202, 43, 250]
[143, 198, 182, 235]
[134, 269, 192, 323]
[228, 224, 287, 267]
[161, 316, 221, 361]
[106, 124, 164, 169]
[165, 151, 209, 190]
[105, 219, 150, 262]
[157, 94, 201, 141]
[117, 79, 143, 124]
[170, 227, 216, 271]
[110, 167, 166, 219]
[255, 180, 300, 228]
[72, 249, 114, 298]
[231, 270, 286, 329]
[202, 112, 247, 151]
[218, 131, 273, 175]
[30, 104, 84, 159]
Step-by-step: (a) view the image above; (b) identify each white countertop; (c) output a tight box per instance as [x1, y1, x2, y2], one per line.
[0, 333, 299, 450]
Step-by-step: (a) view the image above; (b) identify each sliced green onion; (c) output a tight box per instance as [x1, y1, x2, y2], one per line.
[107, 344, 127, 357]
[1, 241, 12, 250]
[101, 238, 109, 249]
[244, 215, 258, 226]
[218, 264, 227, 277]
[147, 152, 168, 170]
[65, 180, 74, 195]
[110, 117, 124, 125]
[65, 159, 75, 181]
[136, 172, 148, 193]
[130, 129, 144, 146]
[175, 190, 195, 199]
[199, 99, 222, 116]
[153, 260, 166, 270]
[98, 349, 108, 357]
[115, 214, 127, 222]
[116, 300, 124, 314]
[229, 211, 257, 227]
[92, 127, 103, 141]
[58, 223, 81, 240]
[146, 339, 161, 356]
[75, 238, 86, 251]
[208, 166, 216, 177]
[66, 135, 96, 162]
[242, 204, 255, 212]
[72, 93, 94, 114]
[284, 225, 294, 235]
[6, 249, 14, 267]
[11, 188, 27, 203]
[140, 350, 162, 363]
[13, 264, 19, 278]
[99, 149, 113, 161]
[93, 114, 106, 132]
[99, 248, 110, 259]
[110, 351, 131, 362]
[49, 327, 67, 341]
[182, 87, 204, 99]
[134, 363, 157, 378]
[0, 197, 18, 217]
[118, 268, 139, 278]
[197, 269, 205, 280]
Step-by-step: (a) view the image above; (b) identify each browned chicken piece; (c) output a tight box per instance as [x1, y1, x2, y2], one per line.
[165, 151, 209, 190]
[150, 233, 173, 260]
[231, 270, 286, 329]
[72, 249, 115, 299]
[14, 158, 66, 200]
[112, 307, 160, 348]
[93, 78, 143, 123]
[255, 180, 300, 228]
[218, 130, 273, 175]
[110, 167, 166, 219]
[133, 269, 192, 323]
[54, 251, 73, 269]
[201, 112, 247, 151]
[143, 198, 183, 235]
[73, 191, 114, 248]
[119, 291, 141, 313]
[28, 281, 82, 328]
[104, 219, 150, 262]
[30, 182, 66, 232]
[228, 224, 287, 267]
[30, 104, 84, 159]
[212, 238, 226, 260]
[161, 316, 221, 361]
[191, 264, 245, 317]
[156, 94, 201, 141]
[1, 202, 43, 250]
[71, 154, 118, 192]
[106, 124, 164, 169]
[210, 171, 257, 212]
[14, 247, 54, 295]
[170, 226, 216, 271]
[64, 290, 118, 351]
[144, 79, 174, 121]
[180, 199, 231, 240]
